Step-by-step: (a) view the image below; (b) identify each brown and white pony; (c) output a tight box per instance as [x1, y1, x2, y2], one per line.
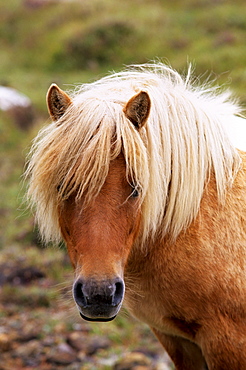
[26, 64, 246, 369]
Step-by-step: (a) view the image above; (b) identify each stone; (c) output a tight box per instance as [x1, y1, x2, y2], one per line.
[67, 332, 111, 355]
[13, 340, 40, 357]
[113, 352, 153, 370]
[47, 342, 78, 365]
[0, 333, 13, 352]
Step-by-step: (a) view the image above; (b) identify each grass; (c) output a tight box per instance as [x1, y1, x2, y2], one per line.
[0, 0, 246, 108]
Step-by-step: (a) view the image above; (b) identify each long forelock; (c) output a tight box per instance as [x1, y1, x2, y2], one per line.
[26, 94, 150, 243]
[26, 63, 242, 244]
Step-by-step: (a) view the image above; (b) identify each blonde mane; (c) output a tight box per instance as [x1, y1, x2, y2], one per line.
[26, 63, 242, 244]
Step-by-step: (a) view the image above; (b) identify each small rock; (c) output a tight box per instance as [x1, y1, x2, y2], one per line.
[86, 336, 111, 355]
[77, 350, 87, 362]
[42, 336, 56, 347]
[14, 339, 40, 358]
[67, 331, 87, 351]
[54, 322, 67, 333]
[114, 352, 152, 370]
[67, 332, 111, 355]
[16, 327, 39, 343]
[72, 322, 91, 332]
[48, 342, 77, 365]
[7, 266, 45, 285]
[154, 363, 172, 370]
[0, 333, 13, 352]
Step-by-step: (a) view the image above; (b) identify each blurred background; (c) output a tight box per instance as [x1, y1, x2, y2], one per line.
[0, 0, 245, 369]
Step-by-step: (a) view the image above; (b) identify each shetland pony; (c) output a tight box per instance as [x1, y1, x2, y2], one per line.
[26, 64, 246, 369]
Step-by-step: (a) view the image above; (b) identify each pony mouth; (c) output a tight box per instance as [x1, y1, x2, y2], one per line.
[79, 312, 117, 322]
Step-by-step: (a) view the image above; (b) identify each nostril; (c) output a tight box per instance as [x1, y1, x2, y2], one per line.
[73, 280, 88, 308]
[73, 277, 125, 310]
[112, 280, 124, 306]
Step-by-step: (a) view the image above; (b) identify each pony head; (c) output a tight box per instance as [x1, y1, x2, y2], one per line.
[45, 83, 150, 321]
[26, 64, 241, 321]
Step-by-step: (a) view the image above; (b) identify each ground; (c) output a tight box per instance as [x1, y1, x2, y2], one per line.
[0, 244, 173, 370]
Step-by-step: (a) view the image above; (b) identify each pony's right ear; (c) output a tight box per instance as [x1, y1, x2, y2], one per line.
[47, 84, 72, 122]
[123, 91, 151, 129]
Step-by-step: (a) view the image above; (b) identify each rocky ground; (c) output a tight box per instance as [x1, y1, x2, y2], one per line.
[0, 244, 173, 370]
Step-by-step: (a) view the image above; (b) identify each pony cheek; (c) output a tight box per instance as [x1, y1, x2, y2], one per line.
[58, 220, 78, 268]
[122, 215, 142, 264]
[127, 210, 142, 243]
[63, 239, 78, 269]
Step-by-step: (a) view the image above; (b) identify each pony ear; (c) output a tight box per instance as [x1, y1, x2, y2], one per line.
[124, 91, 151, 129]
[47, 84, 72, 121]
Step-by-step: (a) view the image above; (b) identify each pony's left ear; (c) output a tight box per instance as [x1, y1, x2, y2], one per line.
[47, 84, 72, 122]
[123, 91, 151, 129]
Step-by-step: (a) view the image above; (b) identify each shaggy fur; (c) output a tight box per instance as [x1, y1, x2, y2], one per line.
[26, 63, 242, 243]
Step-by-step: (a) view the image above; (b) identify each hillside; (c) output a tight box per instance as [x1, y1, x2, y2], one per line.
[0, 0, 246, 109]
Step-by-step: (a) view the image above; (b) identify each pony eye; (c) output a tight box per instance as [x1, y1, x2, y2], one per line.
[57, 183, 67, 199]
[131, 186, 139, 198]
[57, 183, 65, 194]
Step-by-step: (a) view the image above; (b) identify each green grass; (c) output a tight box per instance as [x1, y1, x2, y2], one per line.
[0, 0, 246, 109]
